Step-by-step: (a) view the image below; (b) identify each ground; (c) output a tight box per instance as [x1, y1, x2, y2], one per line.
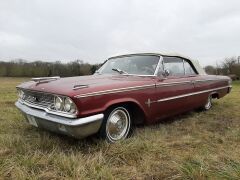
[0, 77, 239, 179]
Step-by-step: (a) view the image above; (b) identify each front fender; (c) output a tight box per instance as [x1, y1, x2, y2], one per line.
[103, 97, 147, 114]
[78, 97, 148, 119]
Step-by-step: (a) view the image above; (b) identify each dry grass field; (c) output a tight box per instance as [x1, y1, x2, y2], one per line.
[0, 77, 239, 179]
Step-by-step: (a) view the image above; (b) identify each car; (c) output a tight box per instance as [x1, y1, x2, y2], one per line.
[15, 53, 232, 142]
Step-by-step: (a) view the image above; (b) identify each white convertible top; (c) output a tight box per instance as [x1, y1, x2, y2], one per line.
[109, 53, 206, 75]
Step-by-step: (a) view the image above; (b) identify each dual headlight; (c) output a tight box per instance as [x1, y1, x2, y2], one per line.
[54, 96, 77, 114]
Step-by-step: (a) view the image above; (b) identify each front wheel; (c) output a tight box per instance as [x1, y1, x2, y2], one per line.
[99, 106, 132, 143]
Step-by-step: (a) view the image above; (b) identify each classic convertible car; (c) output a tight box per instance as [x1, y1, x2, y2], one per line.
[15, 53, 232, 142]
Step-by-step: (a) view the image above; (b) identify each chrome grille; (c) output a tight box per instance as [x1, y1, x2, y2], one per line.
[22, 90, 54, 108]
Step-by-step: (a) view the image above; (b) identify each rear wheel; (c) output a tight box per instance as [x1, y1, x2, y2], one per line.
[99, 106, 132, 143]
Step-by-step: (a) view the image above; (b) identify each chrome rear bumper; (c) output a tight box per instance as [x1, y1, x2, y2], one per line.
[15, 101, 104, 139]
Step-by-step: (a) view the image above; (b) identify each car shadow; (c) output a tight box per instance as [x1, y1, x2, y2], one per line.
[30, 128, 103, 153]
[28, 108, 203, 151]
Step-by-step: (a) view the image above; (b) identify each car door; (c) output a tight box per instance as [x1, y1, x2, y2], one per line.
[181, 58, 205, 108]
[152, 56, 195, 121]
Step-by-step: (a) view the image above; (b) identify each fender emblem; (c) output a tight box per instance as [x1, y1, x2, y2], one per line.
[145, 98, 152, 108]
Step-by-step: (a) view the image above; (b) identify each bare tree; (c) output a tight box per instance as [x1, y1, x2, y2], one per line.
[205, 65, 216, 75]
[222, 57, 237, 74]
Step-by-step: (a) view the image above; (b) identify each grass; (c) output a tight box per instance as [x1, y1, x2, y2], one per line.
[0, 77, 240, 179]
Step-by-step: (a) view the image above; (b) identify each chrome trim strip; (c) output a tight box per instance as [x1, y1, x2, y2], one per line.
[156, 86, 231, 103]
[75, 84, 156, 98]
[156, 80, 192, 87]
[15, 101, 104, 126]
[18, 99, 77, 118]
[122, 74, 157, 77]
[195, 79, 220, 83]
[75, 81, 194, 99]
[156, 79, 227, 87]
[154, 56, 162, 76]
[75, 79, 227, 98]
[75, 81, 190, 98]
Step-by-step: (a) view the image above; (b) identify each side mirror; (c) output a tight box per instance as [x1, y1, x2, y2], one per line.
[162, 69, 170, 77]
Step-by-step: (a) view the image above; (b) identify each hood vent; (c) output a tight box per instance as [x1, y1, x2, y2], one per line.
[73, 84, 89, 90]
[32, 76, 60, 83]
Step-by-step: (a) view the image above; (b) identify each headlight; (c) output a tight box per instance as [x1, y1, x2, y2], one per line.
[54, 96, 64, 111]
[64, 97, 77, 113]
[54, 96, 77, 114]
[17, 89, 24, 99]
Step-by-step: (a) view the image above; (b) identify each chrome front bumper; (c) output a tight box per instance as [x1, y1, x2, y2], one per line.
[15, 101, 104, 139]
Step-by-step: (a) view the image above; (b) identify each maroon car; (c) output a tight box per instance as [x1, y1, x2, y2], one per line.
[15, 53, 232, 142]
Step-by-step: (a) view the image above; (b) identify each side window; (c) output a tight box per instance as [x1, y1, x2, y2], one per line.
[163, 57, 184, 76]
[183, 60, 196, 75]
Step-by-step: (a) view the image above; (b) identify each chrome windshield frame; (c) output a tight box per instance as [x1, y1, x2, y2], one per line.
[153, 55, 163, 76]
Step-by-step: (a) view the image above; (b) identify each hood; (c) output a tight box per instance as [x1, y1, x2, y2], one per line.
[17, 75, 155, 97]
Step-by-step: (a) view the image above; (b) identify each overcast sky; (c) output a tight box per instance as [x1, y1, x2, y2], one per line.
[0, 0, 240, 66]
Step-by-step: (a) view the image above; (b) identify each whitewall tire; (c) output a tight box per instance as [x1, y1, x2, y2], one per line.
[99, 106, 132, 143]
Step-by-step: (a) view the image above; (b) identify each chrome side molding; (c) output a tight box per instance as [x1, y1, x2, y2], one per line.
[74, 84, 156, 98]
[156, 85, 231, 103]
[145, 85, 231, 106]
[75, 79, 227, 99]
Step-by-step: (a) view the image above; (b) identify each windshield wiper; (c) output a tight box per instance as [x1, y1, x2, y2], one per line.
[112, 68, 128, 74]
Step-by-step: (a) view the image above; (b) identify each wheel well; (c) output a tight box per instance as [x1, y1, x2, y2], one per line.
[211, 92, 219, 99]
[105, 102, 145, 125]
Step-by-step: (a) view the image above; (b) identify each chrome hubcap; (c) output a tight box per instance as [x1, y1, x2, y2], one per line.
[106, 108, 130, 141]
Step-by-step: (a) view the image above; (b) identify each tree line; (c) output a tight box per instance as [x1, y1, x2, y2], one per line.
[0, 57, 239, 78]
[204, 56, 240, 79]
[0, 59, 101, 77]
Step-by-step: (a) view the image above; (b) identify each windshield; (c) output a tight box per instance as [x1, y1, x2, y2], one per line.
[98, 55, 160, 75]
